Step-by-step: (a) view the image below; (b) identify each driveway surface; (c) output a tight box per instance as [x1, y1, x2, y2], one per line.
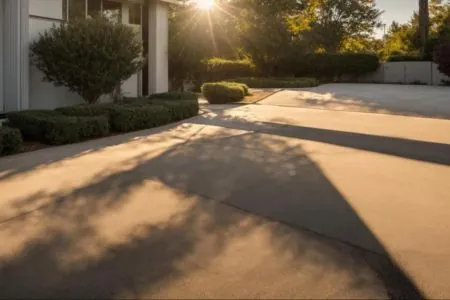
[260, 83, 450, 119]
[1, 102, 450, 299]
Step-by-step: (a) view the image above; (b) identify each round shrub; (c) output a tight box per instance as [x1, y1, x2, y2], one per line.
[202, 82, 247, 104]
[0, 127, 23, 156]
[30, 16, 145, 104]
[434, 42, 450, 77]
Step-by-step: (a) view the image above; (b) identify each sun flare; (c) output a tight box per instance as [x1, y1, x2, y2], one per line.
[196, 0, 214, 10]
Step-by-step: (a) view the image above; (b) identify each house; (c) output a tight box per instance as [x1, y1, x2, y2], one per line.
[0, 0, 177, 112]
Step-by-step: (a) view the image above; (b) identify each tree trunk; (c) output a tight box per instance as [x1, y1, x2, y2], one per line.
[419, 0, 429, 57]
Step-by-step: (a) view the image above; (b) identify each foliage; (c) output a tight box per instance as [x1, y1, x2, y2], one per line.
[57, 100, 199, 132]
[433, 42, 450, 77]
[109, 105, 172, 132]
[227, 77, 319, 88]
[7, 110, 109, 145]
[297, 0, 382, 53]
[30, 16, 145, 104]
[0, 127, 23, 156]
[201, 82, 247, 104]
[148, 100, 199, 121]
[149, 91, 199, 101]
[291, 53, 379, 79]
[201, 57, 255, 81]
[387, 55, 426, 62]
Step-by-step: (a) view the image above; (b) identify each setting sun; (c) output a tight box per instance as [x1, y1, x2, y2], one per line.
[196, 0, 215, 10]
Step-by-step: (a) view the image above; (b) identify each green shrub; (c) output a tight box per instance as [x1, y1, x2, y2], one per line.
[56, 103, 117, 118]
[201, 82, 246, 104]
[202, 57, 255, 82]
[434, 42, 450, 77]
[227, 77, 319, 88]
[30, 17, 145, 104]
[148, 100, 199, 121]
[0, 127, 23, 156]
[387, 55, 426, 62]
[149, 91, 198, 101]
[110, 105, 172, 132]
[8, 110, 109, 145]
[291, 53, 379, 79]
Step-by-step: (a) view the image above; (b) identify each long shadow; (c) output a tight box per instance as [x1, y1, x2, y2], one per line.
[190, 112, 450, 166]
[0, 113, 424, 298]
[0, 121, 198, 182]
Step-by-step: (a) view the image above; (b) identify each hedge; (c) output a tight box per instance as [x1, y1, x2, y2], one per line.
[148, 100, 199, 121]
[227, 77, 319, 88]
[149, 91, 198, 101]
[290, 53, 380, 79]
[387, 55, 426, 62]
[202, 57, 255, 82]
[202, 82, 247, 104]
[434, 42, 450, 77]
[110, 104, 172, 132]
[7, 110, 109, 145]
[0, 127, 23, 156]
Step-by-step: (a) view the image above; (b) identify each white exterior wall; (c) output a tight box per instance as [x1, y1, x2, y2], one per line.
[148, 0, 169, 94]
[2, 0, 29, 112]
[121, 1, 140, 98]
[1, 0, 170, 111]
[359, 62, 450, 86]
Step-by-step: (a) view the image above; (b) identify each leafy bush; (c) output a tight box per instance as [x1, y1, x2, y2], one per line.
[149, 91, 199, 101]
[201, 58, 255, 82]
[30, 17, 145, 104]
[148, 100, 199, 121]
[0, 127, 23, 156]
[227, 77, 319, 88]
[56, 103, 117, 118]
[110, 105, 172, 132]
[202, 82, 247, 104]
[434, 42, 450, 77]
[8, 110, 109, 145]
[387, 55, 426, 62]
[291, 53, 379, 79]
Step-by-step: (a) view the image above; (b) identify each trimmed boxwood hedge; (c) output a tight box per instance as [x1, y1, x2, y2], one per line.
[0, 127, 23, 156]
[227, 77, 319, 88]
[149, 91, 198, 101]
[148, 100, 199, 121]
[110, 104, 172, 132]
[7, 110, 109, 145]
[202, 82, 248, 104]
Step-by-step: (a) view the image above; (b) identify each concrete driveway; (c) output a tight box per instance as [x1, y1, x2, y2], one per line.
[260, 83, 450, 119]
[1, 104, 450, 299]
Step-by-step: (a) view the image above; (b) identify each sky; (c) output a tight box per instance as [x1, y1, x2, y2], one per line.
[376, 0, 418, 33]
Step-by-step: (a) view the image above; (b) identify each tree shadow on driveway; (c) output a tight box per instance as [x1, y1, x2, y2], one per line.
[0, 111, 425, 299]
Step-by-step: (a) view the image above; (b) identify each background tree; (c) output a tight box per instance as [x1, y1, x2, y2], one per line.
[297, 0, 382, 53]
[419, 0, 430, 56]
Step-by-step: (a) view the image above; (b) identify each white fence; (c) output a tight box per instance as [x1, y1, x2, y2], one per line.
[359, 62, 450, 86]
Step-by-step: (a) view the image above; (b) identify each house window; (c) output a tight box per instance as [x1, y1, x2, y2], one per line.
[67, 0, 122, 22]
[87, 0, 102, 18]
[102, 0, 122, 23]
[129, 3, 142, 26]
[69, 0, 86, 20]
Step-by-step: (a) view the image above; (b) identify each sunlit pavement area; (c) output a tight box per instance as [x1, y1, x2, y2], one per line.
[260, 83, 450, 119]
[1, 102, 450, 299]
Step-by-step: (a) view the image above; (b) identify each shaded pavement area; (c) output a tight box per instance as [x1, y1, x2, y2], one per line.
[1, 104, 450, 299]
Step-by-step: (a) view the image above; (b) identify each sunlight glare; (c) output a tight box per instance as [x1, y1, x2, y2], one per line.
[196, 0, 214, 10]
